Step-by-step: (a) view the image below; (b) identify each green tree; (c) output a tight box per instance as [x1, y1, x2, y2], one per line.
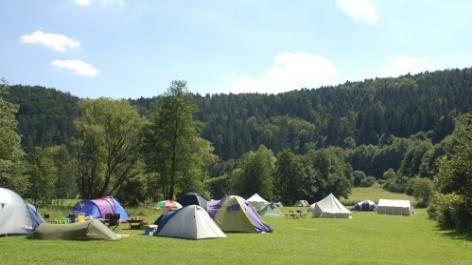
[72, 98, 144, 199]
[412, 177, 434, 205]
[143, 80, 207, 199]
[0, 79, 26, 192]
[27, 147, 57, 206]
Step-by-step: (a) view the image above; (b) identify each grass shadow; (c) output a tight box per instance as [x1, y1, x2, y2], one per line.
[434, 224, 472, 241]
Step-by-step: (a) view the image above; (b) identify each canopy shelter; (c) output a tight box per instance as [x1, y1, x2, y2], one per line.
[312, 193, 352, 218]
[0, 187, 45, 236]
[29, 219, 121, 241]
[377, 199, 413, 216]
[352, 199, 377, 211]
[155, 200, 182, 215]
[68, 196, 129, 223]
[207, 195, 273, 233]
[177, 193, 209, 210]
[246, 193, 269, 210]
[155, 205, 226, 240]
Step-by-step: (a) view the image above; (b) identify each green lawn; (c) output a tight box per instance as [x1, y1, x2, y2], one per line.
[2, 190, 471, 265]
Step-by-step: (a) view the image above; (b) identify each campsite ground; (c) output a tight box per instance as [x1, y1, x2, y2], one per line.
[3, 188, 472, 265]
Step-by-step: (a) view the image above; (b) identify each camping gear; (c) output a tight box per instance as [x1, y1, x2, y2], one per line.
[177, 193, 209, 210]
[207, 195, 274, 233]
[29, 219, 121, 241]
[68, 196, 129, 223]
[0, 187, 45, 236]
[312, 193, 352, 218]
[247, 193, 269, 210]
[258, 203, 284, 217]
[377, 199, 413, 216]
[352, 199, 378, 211]
[155, 205, 226, 240]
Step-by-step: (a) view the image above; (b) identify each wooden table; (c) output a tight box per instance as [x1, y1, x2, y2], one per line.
[127, 220, 143, 229]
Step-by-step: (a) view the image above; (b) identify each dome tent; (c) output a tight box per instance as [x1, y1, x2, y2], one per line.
[352, 199, 377, 211]
[0, 187, 45, 236]
[68, 196, 129, 222]
[177, 192, 209, 210]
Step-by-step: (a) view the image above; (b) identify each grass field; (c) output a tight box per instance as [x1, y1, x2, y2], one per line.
[2, 189, 471, 265]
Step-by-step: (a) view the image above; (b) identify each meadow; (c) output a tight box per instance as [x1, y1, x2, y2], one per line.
[2, 188, 472, 265]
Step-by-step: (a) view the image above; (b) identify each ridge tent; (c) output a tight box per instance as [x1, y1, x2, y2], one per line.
[69, 196, 129, 222]
[352, 199, 377, 211]
[312, 193, 352, 218]
[0, 187, 45, 236]
[207, 195, 274, 233]
[258, 203, 284, 217]
[247, 193, 269, 210]
[377, 199, 413, 216]
[155, 205, 226, 240]
[29, 219, 121, 241]
[177, 193, 209, 210]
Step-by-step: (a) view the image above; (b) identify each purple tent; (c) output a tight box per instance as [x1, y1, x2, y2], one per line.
[68, 196, 129, 222]
[207, 195, 273, 233]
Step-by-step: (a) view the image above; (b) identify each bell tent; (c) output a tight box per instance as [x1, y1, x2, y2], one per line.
[207, 195, 274, 233]
[312, 193, 352, 218]
[177, 193, 209, 210]
[352, 199, 377, 211]
[155, 205, 226, 240]
[69, 196, 129, 222]
[29, 219, 121, 241]
[0, 187, 45, 236]
[377, 199, 413, 216]
[258, 203, 284, 217]
[247, 193, 269, 210]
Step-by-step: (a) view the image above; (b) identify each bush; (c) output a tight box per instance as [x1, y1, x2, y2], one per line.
[428, 193, 472, 231]
[360, 176, 376, 187]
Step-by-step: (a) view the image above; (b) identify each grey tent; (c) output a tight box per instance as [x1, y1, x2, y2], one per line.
[29, 219, 121, 241]
[258, 203, 284, 217]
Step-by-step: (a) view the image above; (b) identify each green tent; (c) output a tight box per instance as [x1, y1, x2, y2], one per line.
[258, 203, 284, 217]
[29, 219, 121, 241]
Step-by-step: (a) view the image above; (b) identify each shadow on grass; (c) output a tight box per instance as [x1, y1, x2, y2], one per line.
[434, 225, 472, 241]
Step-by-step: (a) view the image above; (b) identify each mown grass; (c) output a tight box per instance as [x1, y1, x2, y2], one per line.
[2, 190, 470, 265]
[342, 183, 416, 206]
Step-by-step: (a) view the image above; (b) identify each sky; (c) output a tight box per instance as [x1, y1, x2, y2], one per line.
[1, 0, 472, 99]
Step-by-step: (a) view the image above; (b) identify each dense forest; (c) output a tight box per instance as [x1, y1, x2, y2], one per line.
[2, 67, 472, 232]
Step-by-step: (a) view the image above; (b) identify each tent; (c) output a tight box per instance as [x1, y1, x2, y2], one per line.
[294, 200, 309, 207]
[29, 219, 121, 241]
[247, 193, 269, 210]
[155, 205, 226, 240]
[377, 199, 413, 216]
[307, 203, 316, 214]
[352, 199, 377, 211]
[68, 196, 129, 222]
[207, 195, 274, 233]
[258, 203, 284, 217]
[312, 193, 352, 218]
[177, 193, 209, 210]
[0, 187, 45, 236]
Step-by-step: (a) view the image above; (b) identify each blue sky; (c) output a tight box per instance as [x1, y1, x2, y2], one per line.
[1, 0, 472, 99]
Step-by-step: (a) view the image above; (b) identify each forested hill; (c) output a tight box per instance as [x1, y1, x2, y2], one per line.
[6, 67, 472, 160]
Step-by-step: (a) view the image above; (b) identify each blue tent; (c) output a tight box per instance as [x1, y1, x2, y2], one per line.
[68, 196, 129, 222]
[352, 199, 377, 211]
[27, 203, 45, 230]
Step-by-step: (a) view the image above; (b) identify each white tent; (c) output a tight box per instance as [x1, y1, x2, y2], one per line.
[377, 199, 413, 216]
[155, 205, 226, 239]
[247, 193, 268, 210]
[0, 187, 42, 235]
[312, 193, 352, 218]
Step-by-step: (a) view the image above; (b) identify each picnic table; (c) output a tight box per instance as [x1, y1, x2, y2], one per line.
[127, 219, 144, 229]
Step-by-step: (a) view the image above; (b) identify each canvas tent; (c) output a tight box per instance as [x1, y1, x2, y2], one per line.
[69, 196, 129, 222]
[155, 205, 226, 240]
[177, 192, 209, 210]
[207, 195, 273, 233]
[352, 199, 377, 211]
[258, 203, 284, 217]
[294, 200, 309, 207]
[247, 193, 269, 210]
[312, 193, 352, 218]
[29, 219, 121, 241]
[0, 187, 45, 236]
[377, 199, 413, 216]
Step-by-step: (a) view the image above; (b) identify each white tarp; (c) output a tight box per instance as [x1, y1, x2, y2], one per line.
[313, 193, 352, 218]
[377, 199, 413, 216]
[247, 193, 268, 210]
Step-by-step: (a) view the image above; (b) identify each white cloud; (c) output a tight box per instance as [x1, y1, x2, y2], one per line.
[51, 60, 100, 77]
[101, 0, 124, 6]
[228, 52, 337, 94]
[336, 0, 379, 25]
[74, 0, 90, 6]
[379, 56, 435, 77]
[20, 31, 80, 52]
